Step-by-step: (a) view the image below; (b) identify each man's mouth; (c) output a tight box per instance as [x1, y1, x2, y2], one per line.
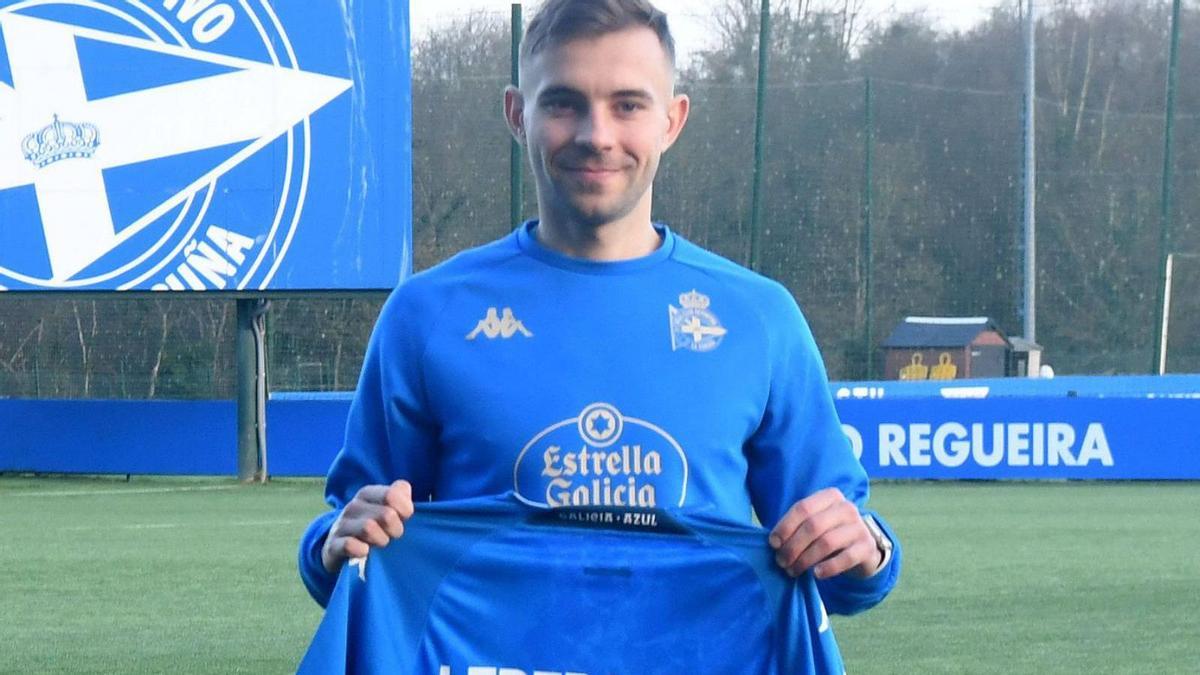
[562, 165, 622, 179]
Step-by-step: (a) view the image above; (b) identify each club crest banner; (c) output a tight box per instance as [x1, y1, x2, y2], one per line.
[0, 1, 411, 291]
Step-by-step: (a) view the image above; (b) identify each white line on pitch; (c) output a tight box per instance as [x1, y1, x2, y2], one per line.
[7, 484, 241, 498]
[59, 519, 307, 532]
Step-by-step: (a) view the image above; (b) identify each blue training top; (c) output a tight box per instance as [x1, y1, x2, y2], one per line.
[299, 495, 848, 675]
[299, 221, 900, 620]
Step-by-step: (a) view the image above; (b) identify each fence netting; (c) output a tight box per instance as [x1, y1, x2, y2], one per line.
[1, 2, 1198, 399]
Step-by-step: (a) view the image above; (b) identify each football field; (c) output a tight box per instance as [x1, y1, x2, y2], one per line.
[1, 477, 1197, 674]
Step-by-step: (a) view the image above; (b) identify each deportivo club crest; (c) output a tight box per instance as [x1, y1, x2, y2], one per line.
[669, 289, 727, 352]
[0, 1, 353, 290]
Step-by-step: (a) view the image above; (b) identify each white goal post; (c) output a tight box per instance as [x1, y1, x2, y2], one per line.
[1159, 252, 1199, 375]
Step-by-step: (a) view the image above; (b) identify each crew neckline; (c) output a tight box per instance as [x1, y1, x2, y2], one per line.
[515, 220, 676, 275]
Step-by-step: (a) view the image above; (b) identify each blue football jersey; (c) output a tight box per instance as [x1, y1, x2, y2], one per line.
[299, 495, 846, 675]
[300, 222, 901, 616]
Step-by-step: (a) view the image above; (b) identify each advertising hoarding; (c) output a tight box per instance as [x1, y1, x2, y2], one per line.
[0, 1, 411, 292]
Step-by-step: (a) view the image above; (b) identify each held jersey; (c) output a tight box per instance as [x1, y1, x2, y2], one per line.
[300, 221, 901, 615]
[299, 495, 846, 675]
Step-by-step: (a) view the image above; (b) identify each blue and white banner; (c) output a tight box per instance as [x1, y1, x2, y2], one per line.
[839, 397, 1200, 480]
[0, 1, 411, 291]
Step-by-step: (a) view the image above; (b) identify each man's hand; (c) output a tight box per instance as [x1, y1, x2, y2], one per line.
[768, 487, 883, 580]
[321, 480, 415, 574]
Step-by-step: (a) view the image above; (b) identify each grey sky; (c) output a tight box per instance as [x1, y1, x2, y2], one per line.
[410, 0, 1012, 61]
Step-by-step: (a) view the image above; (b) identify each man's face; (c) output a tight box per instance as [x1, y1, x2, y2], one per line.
[507, 27, 689, 229]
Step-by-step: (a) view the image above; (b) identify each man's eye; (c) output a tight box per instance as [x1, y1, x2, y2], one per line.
[617, 101, 644, 114]
[542, 100, 576, 113]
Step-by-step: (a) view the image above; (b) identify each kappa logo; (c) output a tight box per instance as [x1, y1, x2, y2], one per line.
[0, 2, 352, 290]
[669, 289, 727, 352]
[466, 307, 533, 340]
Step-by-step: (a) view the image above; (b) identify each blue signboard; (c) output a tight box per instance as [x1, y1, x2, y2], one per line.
[838, 397, 1200, 480]
[1, 399, 237, 474]
[0, 1, 410, 291]
[2, 394, 1198, 478]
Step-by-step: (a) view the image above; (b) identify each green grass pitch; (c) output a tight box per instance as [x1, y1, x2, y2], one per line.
[1, 477, 1197, 674]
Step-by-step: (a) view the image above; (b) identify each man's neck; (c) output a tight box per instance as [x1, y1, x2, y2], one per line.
[535, 213, 662, 262]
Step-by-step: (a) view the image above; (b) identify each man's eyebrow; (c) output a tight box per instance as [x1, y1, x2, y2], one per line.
[535, 86, 655, 102]
[611, 89, 654, 101]
[536, 85, 584, 101]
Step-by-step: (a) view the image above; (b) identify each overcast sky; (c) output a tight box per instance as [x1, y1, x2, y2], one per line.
[410, 0, 1013, 61]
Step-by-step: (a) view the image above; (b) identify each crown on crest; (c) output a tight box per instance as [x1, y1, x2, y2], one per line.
[679, 289, 710, 310]
[22, 114, 101, 168]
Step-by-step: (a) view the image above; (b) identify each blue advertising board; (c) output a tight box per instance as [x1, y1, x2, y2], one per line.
[1, 399, 236, 474]
[839, 397, 1200, 480]
[0, 1, 410, 291]
[4, 387, 1197, 478]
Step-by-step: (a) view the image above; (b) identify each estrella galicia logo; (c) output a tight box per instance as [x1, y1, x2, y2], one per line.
[513, 402, 690, 508]
[0, 1, 352, 290]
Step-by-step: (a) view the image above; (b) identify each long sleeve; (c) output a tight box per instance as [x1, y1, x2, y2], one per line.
[743, 283, 901, 615]
[298, 285, 441, 606]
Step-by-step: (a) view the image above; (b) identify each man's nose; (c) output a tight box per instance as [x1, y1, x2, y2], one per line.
[575, 109, 616, 150]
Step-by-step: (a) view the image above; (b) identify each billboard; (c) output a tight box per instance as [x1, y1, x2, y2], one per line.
[2, 394, 1197, 477]
[0, 1, 411, 291]
[839, 397, 1200, 480]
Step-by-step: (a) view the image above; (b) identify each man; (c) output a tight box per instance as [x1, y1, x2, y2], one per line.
[301, 0, 897, 645]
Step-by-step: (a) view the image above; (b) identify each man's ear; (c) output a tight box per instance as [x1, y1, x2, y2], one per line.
[504, 86, 526, 145]
[663, 93, 690, 150]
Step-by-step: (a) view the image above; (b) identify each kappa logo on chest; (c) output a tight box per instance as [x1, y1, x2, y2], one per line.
[466, 307, 533, 340]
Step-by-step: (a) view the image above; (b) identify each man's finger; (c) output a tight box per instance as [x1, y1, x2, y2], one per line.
[774, 508, 838, 569]
[385, 480, 415, 519]
[379, 505, 406, 539]
[357, 517, 391, 547]
[339, 536, 370, 560]
[812, 538, 876, 580]
[769, 487, 843, 549]
[354, 484, 393, 506]
[322, 535, 369, 572]
[789, 523, 860, 576]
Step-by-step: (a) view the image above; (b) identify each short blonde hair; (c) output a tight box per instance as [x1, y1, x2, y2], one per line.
[522, 0, 676, 71]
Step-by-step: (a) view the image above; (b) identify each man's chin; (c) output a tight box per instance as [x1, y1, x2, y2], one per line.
[568, 206, 630, 228]
[555, 198, 632, 228]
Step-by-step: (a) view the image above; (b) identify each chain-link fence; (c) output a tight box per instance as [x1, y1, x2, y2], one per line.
[1, 1, 1197, 399]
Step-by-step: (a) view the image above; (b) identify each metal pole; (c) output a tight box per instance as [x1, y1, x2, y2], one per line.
[863, 76, 875, 379]
[1021, 0, 1037, 343]
[510, 3, 524, 231]
[748, 0, 770, 270]
[236, 298, 269, 482]
[236, 299, 258, 482]
[1153, 0, 1182, 373]
[1157, 253, 1174, 375]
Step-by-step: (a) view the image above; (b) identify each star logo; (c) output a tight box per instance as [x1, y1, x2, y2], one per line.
[578, 402, 624, 448]
[584, 408, 617, 443]
[0, 4, 352, 289]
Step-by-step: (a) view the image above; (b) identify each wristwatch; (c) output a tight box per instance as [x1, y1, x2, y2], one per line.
[861, 514, 893, 574]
